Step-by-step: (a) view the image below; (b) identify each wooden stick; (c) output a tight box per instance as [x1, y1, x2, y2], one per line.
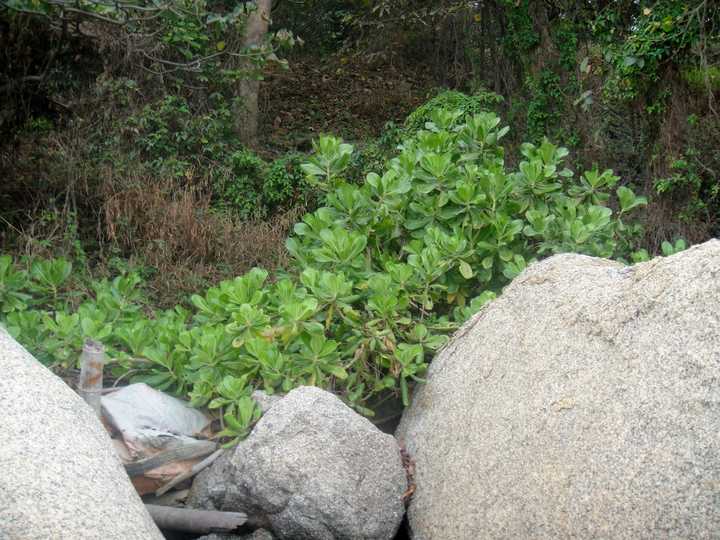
[78, 340, 105, 417]
[155, 448, 224, 496]
[124, 440, 218, 477]
[145, 504, 246, 534]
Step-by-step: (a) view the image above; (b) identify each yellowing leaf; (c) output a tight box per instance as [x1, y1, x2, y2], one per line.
[458, 261, 474, 279]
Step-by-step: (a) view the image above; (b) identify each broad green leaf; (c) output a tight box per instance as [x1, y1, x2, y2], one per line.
[458, 261, 474, 279]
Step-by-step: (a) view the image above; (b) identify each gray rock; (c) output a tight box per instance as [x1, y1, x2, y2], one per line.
[189, 386, 407, 539]
[251, 389, 283, 414]
[397, 240, 720, 539]
[197, 530, 274, 540]
[0, 329, 163, 540]
[186, 449, 236, 510]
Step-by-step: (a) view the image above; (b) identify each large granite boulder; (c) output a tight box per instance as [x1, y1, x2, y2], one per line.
[189, 386, 407, 539]
[197, 531, 274, 540]
[397, 240, 720, 539]
[0, 329, 163, 540]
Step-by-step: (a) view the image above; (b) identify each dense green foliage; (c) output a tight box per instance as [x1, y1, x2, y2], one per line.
[595, 1, 714, 101]
[404, 90, 504, 133]
[219, 150, 314, 219]
[1, 108, 648, 444]
[129, 95, 239, 176]
[1, 0, 291, 84]
[124, 94, 312, 219]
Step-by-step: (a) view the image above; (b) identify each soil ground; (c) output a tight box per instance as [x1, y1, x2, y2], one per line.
[258, 53, 434, 155]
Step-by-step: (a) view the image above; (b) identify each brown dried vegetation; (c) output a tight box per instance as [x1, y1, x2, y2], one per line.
[102, 176, 300, 306]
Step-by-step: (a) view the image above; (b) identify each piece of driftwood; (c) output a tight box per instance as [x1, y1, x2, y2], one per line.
[77, 340, 105, 416]
[145, 505, 247, 534]
[155, 448, 224, 496]
[124, 440, 218, 477]
[143, 488, 190, 507]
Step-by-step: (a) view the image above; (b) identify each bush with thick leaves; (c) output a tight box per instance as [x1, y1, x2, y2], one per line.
[1, 108, 649, 445]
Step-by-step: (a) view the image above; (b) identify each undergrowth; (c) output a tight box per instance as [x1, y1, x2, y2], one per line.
[1, 108, 652, 446]
[126, 94, 314, 221]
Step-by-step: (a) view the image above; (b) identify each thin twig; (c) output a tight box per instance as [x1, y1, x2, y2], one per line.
[125, 440, 218, 477]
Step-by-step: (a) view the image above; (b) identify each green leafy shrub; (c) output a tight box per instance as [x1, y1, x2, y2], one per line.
[127, 94, 238, 176]
[348, 121, 405, 179]
[301, 136, 355, 191]
[126, 96, 314, 220]
[1, 108, 649, 445]
[404, 90, 504, 134]
[682, 65, 720, 92]
[0, 256, 31, 313]
[652, 113, 720, 228]
[553, 19, 580, 70]
[525, 69, 564, 143]
[596, 2, 707, 101]
[501, 0, 540, 54]
[219, 149, 268, 219]
[264, 152, 317, 210]
[219, 150, 315, 220]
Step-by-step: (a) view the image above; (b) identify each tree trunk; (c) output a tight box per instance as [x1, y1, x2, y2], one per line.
[235, 0, 272, 145]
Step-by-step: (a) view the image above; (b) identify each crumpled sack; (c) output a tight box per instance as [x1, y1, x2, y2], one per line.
[101, 383, 213, 494]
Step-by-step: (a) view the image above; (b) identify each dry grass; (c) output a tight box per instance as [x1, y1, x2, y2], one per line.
[1, 92, 304, 308]
[102, 175, 301, 306]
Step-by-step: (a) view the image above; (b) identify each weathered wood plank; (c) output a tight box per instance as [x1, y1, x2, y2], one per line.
[124, 440, 218, 477]
[145, 504, 247, 534]
[154, 448, 224, 496]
